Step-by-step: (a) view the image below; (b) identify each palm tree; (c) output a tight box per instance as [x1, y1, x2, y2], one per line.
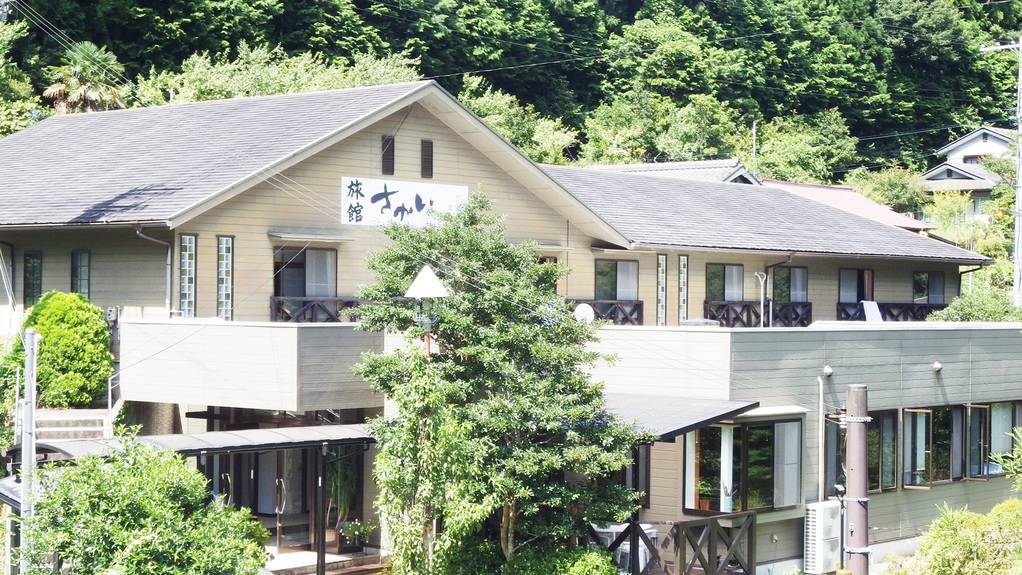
[43, 42, 126, 114]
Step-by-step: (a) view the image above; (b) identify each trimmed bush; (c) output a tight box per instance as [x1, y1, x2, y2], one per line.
[0, 291, 114, 408]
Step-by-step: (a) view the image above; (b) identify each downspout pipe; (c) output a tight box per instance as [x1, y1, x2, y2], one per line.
[958, 265, 984, 296]
[134, 225, 172, 316]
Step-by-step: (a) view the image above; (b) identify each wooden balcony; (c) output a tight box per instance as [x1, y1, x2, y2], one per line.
[837, 301, 946, 321]
[704, 301, 761, 327]
[589, 512, 756, 575]
[574, 300, 644, 325]
[271, 296, 363, 322]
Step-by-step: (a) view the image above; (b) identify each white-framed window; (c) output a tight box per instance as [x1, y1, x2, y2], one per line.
[656, 254, 667, 326]
[217, 236, 233, 320]
[685, 419, 802, 512]
[678, 255, 688, 322]
[179, 235, 196, 318]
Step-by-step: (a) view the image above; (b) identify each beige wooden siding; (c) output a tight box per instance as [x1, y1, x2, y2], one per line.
[177, 103, 581, 321]
[0, 228, 168, 320]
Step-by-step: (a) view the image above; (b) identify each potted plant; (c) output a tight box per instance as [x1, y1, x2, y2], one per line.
[338, 519, 376, 554]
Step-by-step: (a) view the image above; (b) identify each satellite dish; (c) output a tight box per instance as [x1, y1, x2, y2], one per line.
[573, 303, 595, 324]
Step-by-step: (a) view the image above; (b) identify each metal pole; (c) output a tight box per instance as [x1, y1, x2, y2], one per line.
[844, 385, 869, 575]
[317, 445, 326, 575]
[20, 328, 40, 574]
[980, 41, 1022, 306]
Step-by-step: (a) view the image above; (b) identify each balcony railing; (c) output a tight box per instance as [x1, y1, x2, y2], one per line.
[271, 297, 363, 322]
[589, 511, 756, 575]
[574, 300, 644, 325]
[704, 301, 762, 327]
[837, 301, 946, 322]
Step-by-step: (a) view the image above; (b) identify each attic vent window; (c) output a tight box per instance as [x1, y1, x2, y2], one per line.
[946, 169, 953, 178]
[983, 133, 989, 142]
[421, 139, 434, 179]
[382, 135, 395, 176]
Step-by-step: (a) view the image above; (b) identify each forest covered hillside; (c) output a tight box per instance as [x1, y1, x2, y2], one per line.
[0, 0, 1020, 180]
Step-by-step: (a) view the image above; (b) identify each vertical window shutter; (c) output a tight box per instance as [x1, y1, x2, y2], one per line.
[382, 135, 395, 175]
[421, 140, 434, 178]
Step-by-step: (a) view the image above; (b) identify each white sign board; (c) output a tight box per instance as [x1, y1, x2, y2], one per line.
[341, 177, 469, 227]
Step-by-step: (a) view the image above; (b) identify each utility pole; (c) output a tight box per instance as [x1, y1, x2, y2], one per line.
[980, 40, 1022, 306]
[844, 385, 870, 575]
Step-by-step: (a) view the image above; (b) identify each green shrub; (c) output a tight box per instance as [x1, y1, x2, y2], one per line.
[501, 544, 617, 575]
[0, 291, 114, 408]
[23, 438, 269, 575]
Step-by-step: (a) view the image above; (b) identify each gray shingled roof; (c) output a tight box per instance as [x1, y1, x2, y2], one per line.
[542, 164, 990, 264]
[0, 81, 433, 227]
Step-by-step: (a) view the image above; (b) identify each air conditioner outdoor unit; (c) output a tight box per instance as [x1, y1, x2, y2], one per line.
[804, 500, 841, 574]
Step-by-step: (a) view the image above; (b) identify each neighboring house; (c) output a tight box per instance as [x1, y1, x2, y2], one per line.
[0, 81, 1007, 575]
[759, 178, 934, 233]
[919, 127, 1015, 220]
[590, 158, 761, 185]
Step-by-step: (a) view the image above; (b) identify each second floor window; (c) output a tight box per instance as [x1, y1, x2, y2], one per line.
[838, 268, 873, 303]
[71, 250, 90, 299]
[179, 235, 196, 318]
[773, 266, 808, 302]
[706, 263, 743, 302]
[217, 237, 233, 320]
[24, 251, 42, 306]
[913, 271, 945, 304]
[595, 260, 638, 301]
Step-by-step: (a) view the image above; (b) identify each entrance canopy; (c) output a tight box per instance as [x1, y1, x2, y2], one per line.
[604, 393, 758, 441]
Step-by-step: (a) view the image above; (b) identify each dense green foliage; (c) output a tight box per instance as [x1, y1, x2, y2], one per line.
[354, 193, 639, 573]
[886, 501, 1022, 575]
[1, 0, 1019, 175]
[22, 438, 269, 575]
[502, 544, 618, 575]
[0, 291, 114, 409]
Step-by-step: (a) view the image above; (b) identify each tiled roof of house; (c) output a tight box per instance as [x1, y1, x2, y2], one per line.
[589, 158, 758, 184]
[759, 178, 933, 231]
[0, 81, 434, 227]
[542, 164, 989, 264]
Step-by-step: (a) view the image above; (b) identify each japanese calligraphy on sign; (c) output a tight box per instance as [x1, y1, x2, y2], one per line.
[341, 177, 469, 227]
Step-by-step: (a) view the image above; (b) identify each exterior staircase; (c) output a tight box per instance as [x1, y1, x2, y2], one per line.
[34, 409, 109, 441]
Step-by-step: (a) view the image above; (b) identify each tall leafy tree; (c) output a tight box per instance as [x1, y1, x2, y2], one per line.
[458, 75, 577, 165]
[132, 44, 421, 106]
[355, 193, 639, 573]
[0, 20, 42, 136]
[43, 41, 126, 113]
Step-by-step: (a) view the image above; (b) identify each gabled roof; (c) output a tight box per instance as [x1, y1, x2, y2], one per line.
[935, 127, 1014, 157]
[542, 165, 989, 264]
[759, 178, 933, 232]
[0, 81, 625, 244]
[590, 158, 760, 185]
[919, 162, 1001, 192]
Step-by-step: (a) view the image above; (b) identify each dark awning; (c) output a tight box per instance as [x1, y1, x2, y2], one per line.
[139, 424, 373, 456]
[9, 424, 374, 467]
[604, 393, 759, 441]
